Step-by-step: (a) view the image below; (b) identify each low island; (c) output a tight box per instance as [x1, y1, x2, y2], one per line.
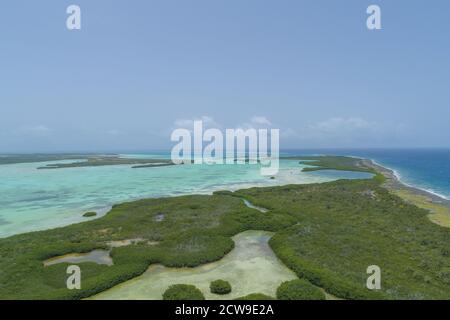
[0, 155, 449, 300]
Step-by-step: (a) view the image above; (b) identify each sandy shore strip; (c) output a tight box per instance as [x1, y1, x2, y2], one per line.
[362, 159, 450, 226]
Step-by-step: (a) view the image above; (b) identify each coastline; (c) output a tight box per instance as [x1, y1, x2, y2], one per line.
[369, 158, 449, 199]
[362, 158, 450, 227]
[362, 159, 450, 207]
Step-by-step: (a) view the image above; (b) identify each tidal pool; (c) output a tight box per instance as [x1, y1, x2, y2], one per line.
[43, 249, 113, 267]
[242, 199, 269, 213]
[92, 230, 297, 300]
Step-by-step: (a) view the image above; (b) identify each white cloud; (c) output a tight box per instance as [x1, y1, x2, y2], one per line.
[172, 115, 278, 132]
[307, 117, 378, 134]
[283, 117, 406, 147]
[105, 129, 125, 136]
[250, 116, 272, 126]
[13, 125, 52, 136]
[237, 116, 275, 130]
[173, 116, 221, 130]
[168, 115, 405, 147]
[280, 127, 300, 138]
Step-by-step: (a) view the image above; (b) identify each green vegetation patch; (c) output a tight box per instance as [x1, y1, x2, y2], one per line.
[286, 155, 386, 183]
[285, 155, 374, 173]
[393, 189, 450, 228]
[82, 212, 97, 218]
[276, 279, 325, 300]
[37, 157, 174, 169]
[235, 293, 275, 300]
[163, 284, 205, 300]
[210, 279, 232, 295]
[0, 193, 291, 299]
[0, 154, 97, 165]
[235, 179, 450, 299]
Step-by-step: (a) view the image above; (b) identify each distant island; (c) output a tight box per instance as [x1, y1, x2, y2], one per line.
[0, 154, 175, 169]
[36, 156, 175, 169]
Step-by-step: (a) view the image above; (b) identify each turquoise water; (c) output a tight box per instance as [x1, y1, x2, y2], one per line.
[0, 157, 372, 238]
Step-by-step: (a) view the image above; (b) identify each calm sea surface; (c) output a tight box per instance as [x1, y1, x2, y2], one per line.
[0, 156, 371, 237]
[2, 149, 446, 238]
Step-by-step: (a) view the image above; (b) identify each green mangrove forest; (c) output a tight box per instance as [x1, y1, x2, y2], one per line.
[0, 156, 448, 300]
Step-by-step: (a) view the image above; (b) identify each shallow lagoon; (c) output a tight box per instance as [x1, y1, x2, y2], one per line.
[0, 157, 373, 237]
[92, 230, 298, 300]
[43, 249, 113, 267]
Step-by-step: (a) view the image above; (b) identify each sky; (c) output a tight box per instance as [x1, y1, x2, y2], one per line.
[0, 0, 449, 152]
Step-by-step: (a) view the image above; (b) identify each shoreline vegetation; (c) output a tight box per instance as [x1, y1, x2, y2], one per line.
[37, 156, 175, 169]
[361, 158, 450, 228]
[290, 155, 450, 227]
[0, 154, 176, 169]
[0, 154, 106, 165]
[0, 155, 449, 299]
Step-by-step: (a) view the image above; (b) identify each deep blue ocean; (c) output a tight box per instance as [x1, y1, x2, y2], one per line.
[284, 149, 450, 200]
